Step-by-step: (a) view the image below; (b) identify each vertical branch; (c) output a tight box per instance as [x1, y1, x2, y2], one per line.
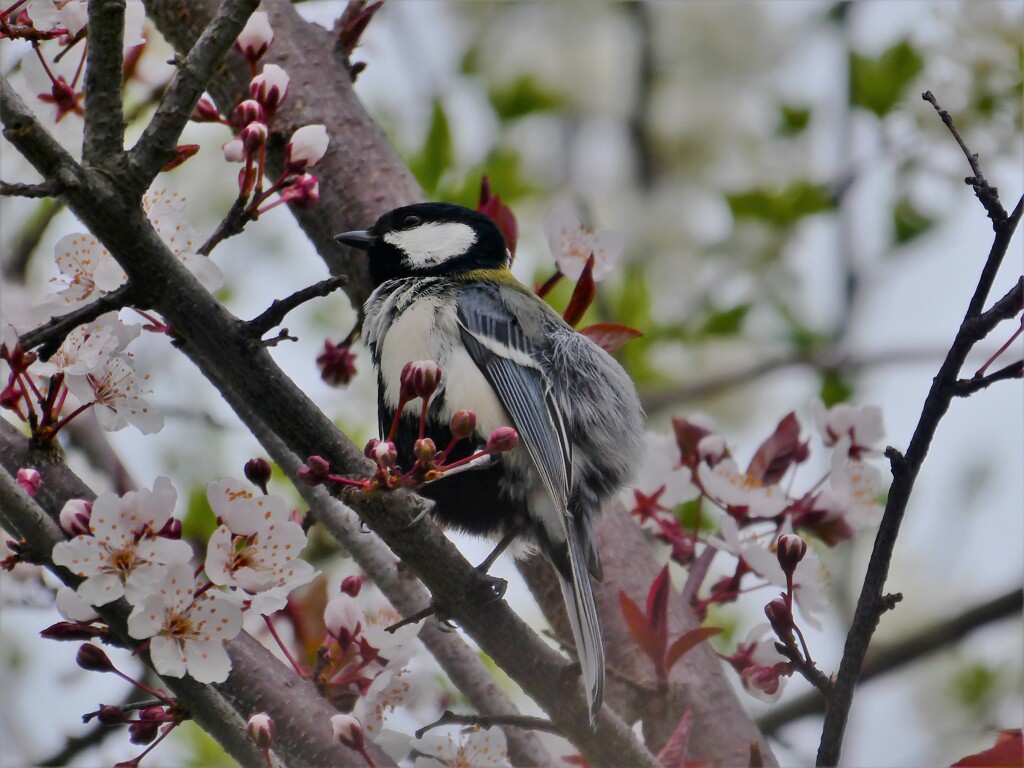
[82, 0, 126, 166]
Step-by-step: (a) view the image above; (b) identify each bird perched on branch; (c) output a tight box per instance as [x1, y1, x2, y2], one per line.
[336, 202, 644, 721]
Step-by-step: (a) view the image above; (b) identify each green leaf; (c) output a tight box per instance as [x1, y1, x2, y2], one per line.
[726, 181, 836, 228]
[819, 369, 854, 407]
[489, 75, 566, 120]
[407, 98, 452, 196]
[181, 485, 217, 543]
[893, 197, 935, 245]
[778, 104, 811, 136]
[849, 39, 924, 117]
[694, 303, 750, 338]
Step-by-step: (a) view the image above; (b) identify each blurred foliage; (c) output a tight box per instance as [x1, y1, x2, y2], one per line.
[726, 182, 836, 229]
[181, 484, 217, 544]
[178, 721, 235, 767]
[849, 39, 924, 118]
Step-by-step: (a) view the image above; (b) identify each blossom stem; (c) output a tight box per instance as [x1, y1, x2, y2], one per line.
[70, 42, 87, 89]
[436, 448, 490, 472]
[263, 615, 304, 676]
[976, 314, 1022, 377]
[45, 400, 94, 438]
[535, 270, 563, 298]
[112, 667, 176, 706]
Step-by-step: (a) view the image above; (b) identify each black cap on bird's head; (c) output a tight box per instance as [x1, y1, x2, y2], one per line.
[336, 203, 510, 285]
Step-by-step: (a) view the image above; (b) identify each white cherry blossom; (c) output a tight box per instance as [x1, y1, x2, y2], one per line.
[65, 353, 164, 434]
[127, 563, 243, 683]
[34, 313, 140, 377]
[543, 205, 625, 282]
[811, 400, 885, 456]
[698, 458, 790, 518]
[207, 479, 290, 536]
[51, 477, 191, 606]
[413, 725, 509, 768]
[55, 585, 99, 623]
[815, 440, 884, 531]
[618, 431, 700, 511]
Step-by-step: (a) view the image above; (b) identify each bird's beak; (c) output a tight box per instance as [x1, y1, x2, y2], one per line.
[334, 230, 376, 250]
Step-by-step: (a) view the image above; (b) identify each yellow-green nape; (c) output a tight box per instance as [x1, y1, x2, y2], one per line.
[457, 267, 527, 289]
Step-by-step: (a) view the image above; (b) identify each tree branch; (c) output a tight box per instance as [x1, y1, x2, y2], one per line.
[246, 275, 350, 339]
[82, 0, 126, 166]
[0, 179, 60, 197]
[128, 0, 260, 188]
[759, 588, 1023, 737]
[953, 360, 1023, 397]
[816, 107, 1023, 766]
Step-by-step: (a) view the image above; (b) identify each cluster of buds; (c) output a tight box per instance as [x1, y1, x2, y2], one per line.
[190, 13, 327, 215]
[301, 360, 519, 495]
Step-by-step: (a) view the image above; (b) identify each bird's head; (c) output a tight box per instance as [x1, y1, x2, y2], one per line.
[336, 203, 510, 285]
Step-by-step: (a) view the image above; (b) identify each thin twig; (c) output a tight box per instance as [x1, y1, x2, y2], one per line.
[82, 0, 126, 166]
[127, 0, 260, 188]
[774, 642, 832, 695]
[414, 710, 564, 740]
[0, 179, 60, 197]
[18, 284, 139, 360]
[953, 360, 1023, 396]
[197, 196, 251, 256]
[246, 275, 350, 338]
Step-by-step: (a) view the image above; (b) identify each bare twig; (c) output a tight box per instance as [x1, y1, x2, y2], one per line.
[247, 275, 349, 338]
[82, 0, 126, 166]
[953, 360, 1023, 396]
[414, 710, 563, 740]
[816, 99, 1023, 766]
[197, 196, 251, 256]
[760, 588, 1023, 736]
[0, 179, 60, 197]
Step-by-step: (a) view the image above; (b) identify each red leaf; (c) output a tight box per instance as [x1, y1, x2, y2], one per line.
[646, 565, 671, 663]
[161, 144, 200, 172]
[665, 626, 723, 673]
[656, 709, 693, 768]
[672, 417, 713, 469]
[747, 412, 804, 485]
[578, 322, 642, 353]
[952, 729, 1023, 767]
[477, 175, 519, 259]
[618, 590, 661, 668]
[561, 254, 596, 327]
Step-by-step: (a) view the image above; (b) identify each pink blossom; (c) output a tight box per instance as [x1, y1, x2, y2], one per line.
[284, 125, 329, 173]
[16, 468, 41, 496]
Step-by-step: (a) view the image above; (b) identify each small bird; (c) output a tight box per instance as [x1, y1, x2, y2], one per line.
[336, 202, 644, 720]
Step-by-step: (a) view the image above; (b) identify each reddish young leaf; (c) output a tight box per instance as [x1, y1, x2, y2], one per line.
[561, 254, 596, 327]
[578, 322, 643, 353]
[952, 729, 1023, 767]
[672, 417, 713, 469]
[161, 144, 200, 172]
[646, 564, 672, 663]
[747, 412, 805, 485]
[618, 590, 661, 667]
[656, 709, 693, 768]
[337, 0, 384, 56]
[665, 626, 723, 673]
[477, 176, 519, 258]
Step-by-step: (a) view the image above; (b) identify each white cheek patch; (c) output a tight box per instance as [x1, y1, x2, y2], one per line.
[384, 222, 477, 268]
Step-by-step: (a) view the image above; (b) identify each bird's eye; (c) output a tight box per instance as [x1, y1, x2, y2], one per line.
[402, 214, 421, 228]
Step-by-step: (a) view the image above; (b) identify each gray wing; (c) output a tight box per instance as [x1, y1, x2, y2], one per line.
[456, 284, 573, 516]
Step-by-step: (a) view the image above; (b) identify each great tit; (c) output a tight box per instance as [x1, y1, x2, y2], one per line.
[336, 202, 644, 720]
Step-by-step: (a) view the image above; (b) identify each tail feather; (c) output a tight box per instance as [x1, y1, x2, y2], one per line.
[557, 517, 604, 723]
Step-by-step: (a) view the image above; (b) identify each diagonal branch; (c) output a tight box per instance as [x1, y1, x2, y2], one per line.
[82, 0, 126, 166]
[127, 0, 260, 189]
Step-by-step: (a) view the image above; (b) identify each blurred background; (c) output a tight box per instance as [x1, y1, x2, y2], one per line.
[1, 1, 1021, 765]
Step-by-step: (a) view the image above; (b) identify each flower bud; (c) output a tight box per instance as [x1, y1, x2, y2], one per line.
[250, 64, 289, 114]
[230, 98, 265, 128]
[370, 441, 397, 469]
[247, 712, 275, 750]
[764, 597, 795, 644]
[278, 173, 319, 208]
[341, 575, 362, 597]
[157, 517, 182, 540]
[414, 437, 436, 463]
[298, 455, 331, 486]
[284, 124, 329, 173]
[139, 705, 166, 722]
[317, 340, 357, 387]
[129, 719, 160, 745]
[97, 704, 131, 725]
[363, 438, 381, 458]
[59, 499, 92, 537]
[39, 621, 104, 641]
[190, 96, 222, 123]
[235, 12, 274, 64]
[776, 534, 807, 575]
[331, 713, 364, 751]
[76, 643, 114, 672]
[244, 458, 273, 493]
[449, 410, 476, 440]
[239, 121, 268, 153]
[400, 360, 442, 401]
[16, 467, 41, 497]
[222, 137, 245, 163]
[486, 426, 519, 454]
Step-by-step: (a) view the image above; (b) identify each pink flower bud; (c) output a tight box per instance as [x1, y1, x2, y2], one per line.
[370, 441, 397, 469]
[157, 517, 182, 540]
[324, 594, 362, 647]
[76, 643, 114, 672]
[741, 664, 784, 701]
[98, 705, 131, 725]
[317, 340, 357, 387]
[59, 499, 92, 537]
[298, 455, 331, 486]
[765, 597, 795, 644]
[247, 712, 275, 750]
[414, 437, 437, 463]
[16, 467, 41, 497]
[244, 458, 273, 493]
[278, 173, 319, 208]
[400, 360, 442, 401]
[363, 438, 381, 458]
[341, 575, 362, 597]
[776, 534, 807, 574]
[235, 12, 274, 64]
[231, 98, 265, 128]
[129, 719, 160, 745]
[250, 64, 289, 113]
[240, 121, 268, 153]
[139, 706, 166, 722]
[39, 621, 104, 641]
[486, 426, 519, 454]
[222, 136, 245, 163]
[284, 124, 329, 173]
[331, 713, 364, 751]
[190, 96, 223, 123]
[449, 410, 477, 440]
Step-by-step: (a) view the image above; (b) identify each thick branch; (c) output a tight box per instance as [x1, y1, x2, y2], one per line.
[128, 0, 260, 188]
[82, 0, 126, 166]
